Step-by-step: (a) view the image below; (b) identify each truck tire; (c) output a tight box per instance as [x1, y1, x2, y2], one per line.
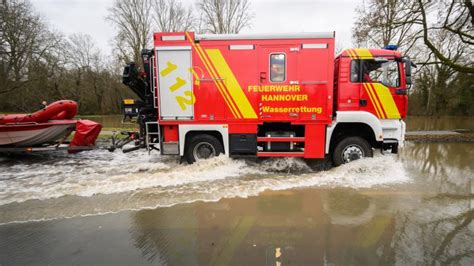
[332, 136, 373, 166]
[185, 134, 224, 164]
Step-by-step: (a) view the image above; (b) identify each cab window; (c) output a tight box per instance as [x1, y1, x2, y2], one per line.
[270, 53, 286, 82]
[362, 59, 400, 87]
[350, 59, 400, 87]
[350, 60, 360, 82]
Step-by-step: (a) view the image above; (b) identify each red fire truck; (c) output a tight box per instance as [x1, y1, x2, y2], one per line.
[121, 32, 414, 165]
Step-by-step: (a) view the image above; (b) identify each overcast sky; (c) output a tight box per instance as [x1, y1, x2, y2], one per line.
[32, 0, 360, 55]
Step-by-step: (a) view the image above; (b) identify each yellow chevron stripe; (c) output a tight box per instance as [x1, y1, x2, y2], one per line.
[346, 49, 355, 59]
[367, 83, 387, 119]
[185, 32, 240, 118]
[195, 43, 242, 118]
[189, 67, 200, 86]
[352, 49, 361, 59]
[353, 48, 373, 59]
[206, 49, 258, 119]
[347, 49, 357, 59]
[363, 83, 382, 118]
[371, 83, 401, 119]
[192, 39, 240, 118]
[370, 84, 387, 119]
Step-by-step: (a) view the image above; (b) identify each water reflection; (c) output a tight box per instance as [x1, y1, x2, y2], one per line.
[130, 206, 198, 264]
[392, 198, 472, 265]
[129, 189, 400, 265]
[405, 116, 474, 131]
[394, 142, 473, 265]
[400, 142, 473, 195]
[128, 143, 473, 265]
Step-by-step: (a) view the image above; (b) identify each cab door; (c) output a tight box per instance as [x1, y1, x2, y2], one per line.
[258, 46, 298, 121]
[359, 58, 402, 119]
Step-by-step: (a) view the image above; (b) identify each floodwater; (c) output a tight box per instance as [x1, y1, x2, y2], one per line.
[405, 116, 474, 131]
[0, 142, 472, 265]
[0, 116, 473, 265]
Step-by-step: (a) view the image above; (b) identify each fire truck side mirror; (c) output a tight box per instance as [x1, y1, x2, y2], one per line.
[403, 58, 413, 86]
[260, 72, 267, 83]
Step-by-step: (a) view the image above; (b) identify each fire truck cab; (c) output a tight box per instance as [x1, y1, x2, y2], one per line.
[122, 32, 412, 165]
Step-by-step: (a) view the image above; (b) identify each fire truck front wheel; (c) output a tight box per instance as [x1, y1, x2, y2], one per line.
[185, 134, 224, 164]
[332, 136, 373, 166]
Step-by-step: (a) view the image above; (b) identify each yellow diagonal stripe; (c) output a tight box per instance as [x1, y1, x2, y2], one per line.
[372, 83, 401, 119]
[346, 49, 355, 59]
[190, 35, 240, 118]
[205, 49, 258, 119]
[185, 32, 240, 118]
[368, 83, 386, 119]
[350, 49, 358, 59]
[363, 83, 382, 118]
[188, 67, 200, 86]
[354, 48, 373, 59]
[195, 43, 241, 118]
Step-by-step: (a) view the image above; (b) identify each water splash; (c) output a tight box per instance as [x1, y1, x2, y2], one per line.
[0, 151, 411, 224]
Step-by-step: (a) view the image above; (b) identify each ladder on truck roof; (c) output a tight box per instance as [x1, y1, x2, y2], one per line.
[145, 121, 160, 154]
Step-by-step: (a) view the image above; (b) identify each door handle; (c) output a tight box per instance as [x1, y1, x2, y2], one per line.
[396, 89, 407, 95]
[359, 99, 367, 107]
[260, 72, 266, 83]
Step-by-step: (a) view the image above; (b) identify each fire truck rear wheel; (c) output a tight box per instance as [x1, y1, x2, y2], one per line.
[185, 134, 224, 164]
[332, 136, 373, 166]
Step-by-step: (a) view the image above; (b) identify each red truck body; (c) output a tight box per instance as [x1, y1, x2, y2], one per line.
[144, 32, 408, 164]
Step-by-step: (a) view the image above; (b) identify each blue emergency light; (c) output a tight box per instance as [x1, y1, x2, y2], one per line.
[383, 44, 398, 51]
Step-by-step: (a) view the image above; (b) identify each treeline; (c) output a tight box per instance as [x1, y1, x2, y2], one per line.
[0, 0, 252, 114]
[0, 0, 134, 114]
[353, 0, 473, 116]
[2, 0, 472, 116]
[106, 0, 252, 74]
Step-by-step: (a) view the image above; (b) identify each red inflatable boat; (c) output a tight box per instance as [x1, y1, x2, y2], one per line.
[0, 100, 101, 151]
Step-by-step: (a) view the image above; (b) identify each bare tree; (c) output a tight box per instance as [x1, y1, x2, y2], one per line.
[153, 0, 194, 32]
[65, 33, 106, 111]
[0, 0, 63, 95]
[67, 33, 102, 70]
[353, 0, 421, 47]
[417, 0, 474, 73]
[196, 0, 253, 34]
[352, 0, 474, 115]
[106, 0, 152, 66]
[352, 0, 473, 74]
